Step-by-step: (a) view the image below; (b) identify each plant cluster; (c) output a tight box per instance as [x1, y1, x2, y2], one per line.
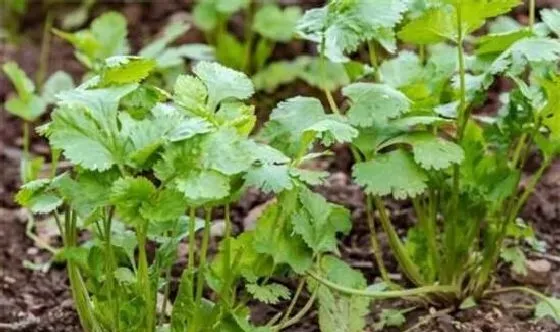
[9, 0, 560, 331]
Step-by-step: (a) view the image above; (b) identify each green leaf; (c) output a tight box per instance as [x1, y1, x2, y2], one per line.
[193, 61, 254, 109]
[42, 71, 74, 104]
[2, 61, 35, 99]
[155, 44, 215, 69]
[313, 256, 370, 332]
[379, 51, 423, 88]
[290, 168, 328, 186]
[475, 28, 533, 55]
[500, 246, 527, 275]
[298, 57, 351, 91]
[193, 0, 219, 31]
[252, 59, 306, 93]
[173, 74, 208, 114]
[175, 170, 231, 204]
[201, 128, 255, 175]
[166, 117, 213, 142]
[343, 82, 411, 127]
[245, 283, 291, 305]
[100, 56, 156, 85]
[490, 38, 560, 75]
[5, 95, 47, 122]
[253, 5, 302, 42]
[542, 8, 560, 37]
[353, 149, 428, 199]
[384, 133, 465, 170]
[110, 177, 156, 223]
[460, 296, 478, 310]
[48, 84, 137, 171]
[535, 297, 560, 323]
[244, 164, 293, 194]
[139, 21, 190, 58]
[291, 188, 352, 254]
[254, 199, 313, 274]
[140, 188, 187, 222]
[16, 178, 63, 214]
[373, 309, 406, 330]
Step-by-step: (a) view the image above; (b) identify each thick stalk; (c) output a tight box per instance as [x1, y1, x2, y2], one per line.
[367, 40, 381, 81]
[319, 33, 339, 114]
[412, 197, 437, 282]
[137, 223, 154, 332]
[365, 194, 390, 283]
[103, 208, 119, 331]
[373, 196, 425, 286]
[529, 0, 535, 29]
[188, 207, 197, 287]
[195, 208, 212, 303]
[307, 270, 458, 299]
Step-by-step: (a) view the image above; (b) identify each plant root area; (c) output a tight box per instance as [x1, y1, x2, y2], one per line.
[1, 1, 560, 331]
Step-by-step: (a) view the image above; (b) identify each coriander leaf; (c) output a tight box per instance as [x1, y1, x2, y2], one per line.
[173, 74, 208, 114]
[201, 128, 255, 175]
[110, 177, 156, 223]
[15, 178, 63, 214]
[245, 283, 291, 305]
[490, 38, 560, 75]
[535, 297, 560, 323]
[193, 61, 254, 110]
[542, 8, 560, 37]
[297, 57, 351, 91]
[193, 0, 219, 31]
[539, 77, 560, 143]
[475, 28, 533, 55]
[244, 164, 293, 194]
[305, 117, 358, 146]
[252, 59, 306, 93]
[42, 71, 74, 104]
[5, 95, 47, 122]
[253, 5, 302, 42]
[100, 56, 156, 85]
[383, 133, 465, 170]
[313, 256, 370, 332]
[254, 200, 313, 274]
[398, 7, 455, 45]
[90, 11, 129, 58]
[343, 82, 411, 127]
[48, 84, 137, 171]
[373, 309, 406, 330]
[175, 170, 230, 204]
[140, 188, 187, 222]
[353, 149, 428, 199]
[139, 21, 190, 58]
[2, 61, 35, 99]
[379, 51, 423, 88]
[166, 117, 213, 142]
[500, 246, 527, 275]
[290, 168, 328, 186]
[291, 188, 352, 254]
[155, 44, 215, 69]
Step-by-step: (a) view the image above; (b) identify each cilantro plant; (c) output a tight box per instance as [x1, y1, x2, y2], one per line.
[193, 0, 301, 73]
[295, 0, 560, 323]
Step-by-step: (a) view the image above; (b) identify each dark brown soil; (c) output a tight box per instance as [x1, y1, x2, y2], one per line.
[1, 1, 560, 331]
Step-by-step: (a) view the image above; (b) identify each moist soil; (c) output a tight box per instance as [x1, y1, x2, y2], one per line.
[1, 1, 560, 331]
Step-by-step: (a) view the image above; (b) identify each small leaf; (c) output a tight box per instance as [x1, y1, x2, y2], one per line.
[42, 71, 74, 103]
[460, 296, 478, 310]
[542, 8, 560, 37]
[246, 283, 291, 305]
[353, 149, 428, 199]
[500, 246, 527, 275]
[343, 82, 411, 127]
[535, 297, 560, 323]
[253, 5, 302, 42]
[100, 56, 156, 85]
[193, 61, 254, 109]
[2, 61, 35, 99]
[373, 309, 406, 330]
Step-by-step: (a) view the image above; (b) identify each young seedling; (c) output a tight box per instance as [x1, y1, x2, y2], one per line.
[192, 0, 301, 73]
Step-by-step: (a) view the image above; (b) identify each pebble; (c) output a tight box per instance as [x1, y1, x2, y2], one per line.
[512, 259, 552, 285]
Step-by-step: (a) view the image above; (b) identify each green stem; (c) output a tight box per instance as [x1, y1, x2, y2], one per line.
[412, 196, 437, 282]
[529, 0, 535, 30]
[279, 278, 306, 326]
[373, 196, 425, 286]
[367, 40, 381, 81]
[160, 217, 181, 324]
[36, 10, 53, 86]
[103, 208, 119, 331]
[220, 204, 234, 307]
[195, 208, 212, 303]
[307, 270, 458, 299]
[242, 3, 255, 73]
[365, 194, 390, 283]
[23, 121, 30, 160]
[484, 286, 559, 318]
[188, 207, 197, 287]
[137, 223, 154, 332]
[319, 33, 340, 114]
[274, 287, 318, 331]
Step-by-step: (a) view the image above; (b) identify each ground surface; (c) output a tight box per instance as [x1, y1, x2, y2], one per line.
[1, 1, 560, 331]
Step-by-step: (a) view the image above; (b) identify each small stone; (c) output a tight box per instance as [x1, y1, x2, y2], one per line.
[26, 247, 39, 256]
[512, 259, 551, 285]
[210, 220, 226, 237]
